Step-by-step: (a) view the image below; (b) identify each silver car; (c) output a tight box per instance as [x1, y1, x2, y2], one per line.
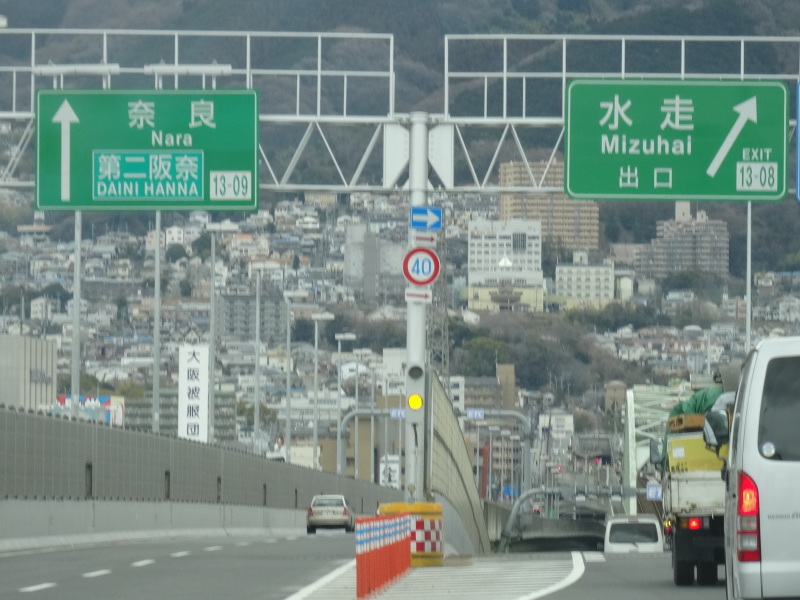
[306, 494, 355, 534]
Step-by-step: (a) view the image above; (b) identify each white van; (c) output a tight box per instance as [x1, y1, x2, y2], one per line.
[603, 514, 664, 554]
[704, 337, 800, 600]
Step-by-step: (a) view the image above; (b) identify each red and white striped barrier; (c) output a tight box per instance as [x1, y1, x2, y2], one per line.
[412, 516, 443, 554]
[355, 513, 411, 599]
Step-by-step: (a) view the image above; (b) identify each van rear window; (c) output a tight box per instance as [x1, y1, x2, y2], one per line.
[609, 522, 659, 544]
[759, 356, 800, 461]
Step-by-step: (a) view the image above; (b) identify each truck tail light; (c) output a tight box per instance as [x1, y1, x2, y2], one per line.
[687, 517, 703, 531]
[737, 471, 761, 562]
[678, 516, 707, 530]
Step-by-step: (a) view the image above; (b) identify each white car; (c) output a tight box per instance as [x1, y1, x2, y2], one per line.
[306, 494, 355, 534]
[704, 337, 800, 600]
[602, 514, 664, 554]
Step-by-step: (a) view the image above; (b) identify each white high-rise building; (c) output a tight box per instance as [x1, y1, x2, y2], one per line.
[467, 219, 544, 312]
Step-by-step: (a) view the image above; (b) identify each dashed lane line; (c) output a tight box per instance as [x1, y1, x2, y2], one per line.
[82, 569, 111, 578]
[19, 583, 57, 593]
[131, 559, 155, 567]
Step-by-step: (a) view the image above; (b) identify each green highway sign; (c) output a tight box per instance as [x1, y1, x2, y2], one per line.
[36, 89, 258, 211]
[565, 79, 788, 201]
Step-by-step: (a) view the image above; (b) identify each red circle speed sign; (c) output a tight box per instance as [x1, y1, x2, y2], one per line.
[402, 247, 441, 286]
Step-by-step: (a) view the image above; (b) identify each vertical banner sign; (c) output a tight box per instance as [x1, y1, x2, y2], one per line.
[179, 344, 209, 443]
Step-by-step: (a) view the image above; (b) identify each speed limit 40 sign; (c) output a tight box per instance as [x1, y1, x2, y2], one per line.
[402, 247, 441, 286]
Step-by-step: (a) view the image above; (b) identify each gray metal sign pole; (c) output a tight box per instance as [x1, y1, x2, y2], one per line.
[253, 271, 261, 453]
[152, 211, 161, 434]
[70, 210, 81, 416]
[208, 230, 216, 442]
[405, 112, 429, 502]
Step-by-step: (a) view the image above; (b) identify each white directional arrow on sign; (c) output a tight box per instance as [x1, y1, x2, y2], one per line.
[52, 100, 79, 202]
[706, 96, 757, 178]
[411, 208, 441, 228]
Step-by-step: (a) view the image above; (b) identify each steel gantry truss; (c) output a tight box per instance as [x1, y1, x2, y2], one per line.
[3, 30, 800, 492]
[3, 31, 800, 194]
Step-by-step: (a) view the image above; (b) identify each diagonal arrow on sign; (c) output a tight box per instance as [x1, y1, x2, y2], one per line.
[706, 96, 757, 178]
[52, 100, 79, 202]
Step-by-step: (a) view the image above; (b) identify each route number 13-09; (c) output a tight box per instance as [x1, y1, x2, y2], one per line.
[736, 162, 777, 192]
[210, 171, 251, 200]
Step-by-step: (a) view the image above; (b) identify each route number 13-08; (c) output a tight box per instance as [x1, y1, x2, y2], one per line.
[736, 162, 777, 192]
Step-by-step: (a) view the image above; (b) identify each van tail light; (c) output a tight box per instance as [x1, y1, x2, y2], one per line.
[343, 506, 349, 515]
[737, 471, 761, 562]
[307, 507, 313, 517]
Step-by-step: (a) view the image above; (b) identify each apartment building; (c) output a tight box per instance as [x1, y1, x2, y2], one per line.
[499, 160, 600, 251]
[555, 250, 615, 308]
[636, 202, 729, 279]
[216, 281, 287, 346]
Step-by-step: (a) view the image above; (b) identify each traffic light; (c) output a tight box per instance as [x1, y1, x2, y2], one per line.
[595, 457, 601, 465]
[405, 363, 425, 425]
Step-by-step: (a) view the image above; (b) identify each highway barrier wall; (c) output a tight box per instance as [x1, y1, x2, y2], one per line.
[0, 499, 308, 552]
[429, 376, 491, 554]
[0, 406, 403, 544]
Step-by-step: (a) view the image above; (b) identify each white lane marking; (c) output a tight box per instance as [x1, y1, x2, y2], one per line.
[285, 536, 299, 541]
[171, 551, 191, 558]
[82, 569, 111, 578]
[265, 538, 278, 544]
[582, 551, 606, 563]
[282, 559, 355, 600]
[236, 541, 252, 547]
[517, 552, 585, 600]
[19, 583, 57, 592]
[131, 559, 155, 567]
[204, 546, 222, 552]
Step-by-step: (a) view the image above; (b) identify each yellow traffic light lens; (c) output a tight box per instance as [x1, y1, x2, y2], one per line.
[407, 393, 424, 410]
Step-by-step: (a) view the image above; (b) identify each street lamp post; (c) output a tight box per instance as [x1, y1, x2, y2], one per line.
[335, 332, 356, 475]
[253, 271, 261, 453]
[353, 348, 370, 480]
[283, 290, 305, 463]
[510, 434, 521, 499]
[312, 311, 334, 470]
[488, 425, 500, 500]
[501, 429, 512, 501]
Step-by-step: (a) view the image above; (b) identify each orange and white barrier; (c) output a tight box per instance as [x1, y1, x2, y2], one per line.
[355, 513, 411, 599]
[408, 502, 444, 566]
[378, 502, 445, 567]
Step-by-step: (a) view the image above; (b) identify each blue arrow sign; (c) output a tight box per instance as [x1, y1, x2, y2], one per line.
[410, 206, 443, 231]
